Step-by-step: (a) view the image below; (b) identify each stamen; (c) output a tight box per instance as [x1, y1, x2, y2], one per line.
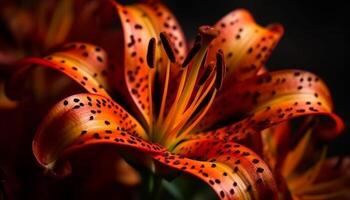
[182, 42, 201, 68]
[173, 26, 218, 116]
[146, 38, 156, 68]
[166, 88, 218, 148]
[171, 69, 216, 132]
[158, 68, 188, 138]
[215, 49, 225, 89]
[159, 32, 176, 63]
[148, 70, 155, 134]
[156, 26, 220, 148]
[145, 39, 156, 134]
[162, 25, 218, 136]
[181, 89, 217, 135]
[156, 60, 171, 125]
[198, 64, 213, 86]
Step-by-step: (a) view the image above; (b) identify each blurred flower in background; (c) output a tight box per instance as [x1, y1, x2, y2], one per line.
[263, 120, 350, 199]
[0, 0, 139, 199]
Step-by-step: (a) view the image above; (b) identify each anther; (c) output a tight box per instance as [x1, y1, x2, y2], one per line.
[182, 42, 201, 67]
[215, 49, 225, 89]
[198, 65, 213, 86]
[147, 38, 156, 68]
[159, 32, 176, 63]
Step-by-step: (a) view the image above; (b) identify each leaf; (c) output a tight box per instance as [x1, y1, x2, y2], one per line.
[6, 42, 112, 100]
[154, 139, 278, 200]
[32, 93, 161, 175]
[197, 70, 344, 140]
[207, 9, 283, 83]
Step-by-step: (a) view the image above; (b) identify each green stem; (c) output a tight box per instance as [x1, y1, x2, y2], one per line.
[146, 173, 163, 200]
[152, 176, 163, 200]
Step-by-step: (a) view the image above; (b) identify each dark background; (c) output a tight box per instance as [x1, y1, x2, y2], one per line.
[163, 0, 349, 154]
[0, 0, 348, 199]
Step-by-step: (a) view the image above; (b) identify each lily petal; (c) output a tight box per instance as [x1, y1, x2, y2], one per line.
[112, 1, 186, 126]
[32, 93, 155, 175]
[154, 139, 277, 200]
[261, 121, 291, 170]
[197, 70, 344, 140]
[263, 120, 349, 199]
[6, 43, 112, 100]
[208, 9, 283, 83]
[296, 157, 350, 200]
[285, 151, 350, 200]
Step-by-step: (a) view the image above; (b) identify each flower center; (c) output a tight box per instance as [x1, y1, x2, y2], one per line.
[145, 26, 225, 150]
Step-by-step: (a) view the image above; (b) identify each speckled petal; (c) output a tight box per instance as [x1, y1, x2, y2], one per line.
[198, 70, 344, 140]
[6, 43, 112, 99]
[207, 9, 283, 83]
[32, 93, 155, 174]
[112, 1, 186, 125]
[154, 139, 277, 200]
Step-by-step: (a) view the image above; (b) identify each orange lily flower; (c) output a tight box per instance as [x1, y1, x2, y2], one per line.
[5, 1, 344, 199]
[262, 120, 350, 200]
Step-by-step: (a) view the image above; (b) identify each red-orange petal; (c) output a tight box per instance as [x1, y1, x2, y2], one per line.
[135, 3, 187, 62]
[207, 9, 283, 85]
[112, 1, 186, 125]
[198, 70, 344, 140]
[6, 42, 112, 100]
[154, 139, 277, 200]
[313, 157, 350, 184]
[32, 93, 153, 174]
[261, 122, 291, 170]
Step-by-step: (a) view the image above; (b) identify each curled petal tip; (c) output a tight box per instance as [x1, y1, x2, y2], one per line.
[267, 23, 285, 35]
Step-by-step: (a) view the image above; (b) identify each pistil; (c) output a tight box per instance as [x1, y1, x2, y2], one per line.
[145, 26, 225, 149]
[161, 26, 219, 136]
